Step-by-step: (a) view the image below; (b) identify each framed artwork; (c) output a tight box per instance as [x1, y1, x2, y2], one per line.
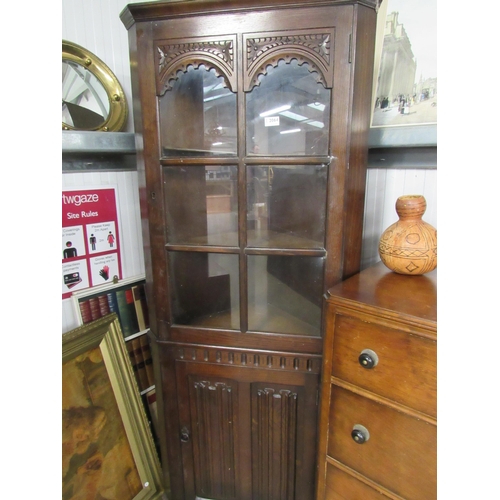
[369, 0, 437, 147]
[62, 314, 164, 500]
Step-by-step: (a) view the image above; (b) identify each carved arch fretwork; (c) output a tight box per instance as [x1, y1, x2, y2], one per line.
[155, 35, 237, 96]
[243, 28, 335, 92]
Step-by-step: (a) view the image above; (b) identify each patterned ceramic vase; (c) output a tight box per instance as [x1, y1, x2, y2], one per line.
[378, 195, 437, 275]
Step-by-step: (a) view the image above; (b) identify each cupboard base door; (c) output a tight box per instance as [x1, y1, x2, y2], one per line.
[164, 346, 320, 500]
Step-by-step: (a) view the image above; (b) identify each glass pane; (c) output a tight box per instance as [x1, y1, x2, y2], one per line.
[62, 61, 109, 129]
[169, 251, 240, 330]
[159, 65, 237, 156]
[246, 59, 331, 156]
[164, 166, 238, 246]
[247, 165, 327, 248]
[248, 255, 324, 336]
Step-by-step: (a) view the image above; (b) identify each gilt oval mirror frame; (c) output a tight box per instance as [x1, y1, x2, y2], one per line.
[62, 40, 128, 132]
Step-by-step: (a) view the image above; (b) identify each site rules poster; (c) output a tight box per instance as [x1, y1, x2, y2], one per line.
[62, 187, 122, 299]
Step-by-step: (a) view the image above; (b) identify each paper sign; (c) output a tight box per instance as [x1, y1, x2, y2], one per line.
[265, 116, 280, 127]
[62, 187, 122, 299]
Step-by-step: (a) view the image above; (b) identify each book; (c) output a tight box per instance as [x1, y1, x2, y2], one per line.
[141, 285, 150, 328]
[132, 284, 149, 331]
[116, 289, 139, 338]
[88, 297, 102, 321]
[97, 294, 111, 317]
[145, 387, 159, 441]
[106, 290, 124, 331]
[139, 334, 155, 389]
[126, 288, 140, 332]
[126, 338, 140, 390]
[107, 291, 119, 317]
[142, 388, 161, 460]
[78, 299, 92, 324]
[131, 337, 149, 392]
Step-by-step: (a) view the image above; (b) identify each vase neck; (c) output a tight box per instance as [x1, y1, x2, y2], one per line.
[395, 195, 426, 220]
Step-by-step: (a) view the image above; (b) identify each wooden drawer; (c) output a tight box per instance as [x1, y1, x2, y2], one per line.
[325, 463, 386, 499]
[329, 312, 436, 417]
[327, 385, 436, 500]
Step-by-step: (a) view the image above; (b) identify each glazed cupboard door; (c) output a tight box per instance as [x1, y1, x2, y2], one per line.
[122, 1, 375, 348]
[162, 345, 321, 500]
[157, 49, 336, 344]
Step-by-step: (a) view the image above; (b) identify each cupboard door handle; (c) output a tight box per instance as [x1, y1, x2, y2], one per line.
[180, 427, 190, 443]
[358, 349, 378, 369]
[351, 424, 370, 444]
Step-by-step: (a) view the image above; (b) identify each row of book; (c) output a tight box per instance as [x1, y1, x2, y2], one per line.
[127, 332, 156, 393]
[78, 282, 150, 338]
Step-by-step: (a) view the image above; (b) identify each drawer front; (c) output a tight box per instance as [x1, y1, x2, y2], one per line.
[327, 385, 436, 500]
[330, 313, 436, 417]
[325, 463, 387, 500]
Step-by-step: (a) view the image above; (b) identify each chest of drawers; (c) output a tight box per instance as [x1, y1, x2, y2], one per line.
[316, 262, 437, 500]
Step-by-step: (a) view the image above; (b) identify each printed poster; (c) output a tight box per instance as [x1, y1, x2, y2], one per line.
[62, 187, 122, 299]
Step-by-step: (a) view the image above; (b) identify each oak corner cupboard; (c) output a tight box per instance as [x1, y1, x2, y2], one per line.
[120, 1, 381, 498]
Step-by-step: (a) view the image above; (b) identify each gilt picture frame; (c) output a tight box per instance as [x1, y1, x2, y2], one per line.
[62, 314, 164, 500]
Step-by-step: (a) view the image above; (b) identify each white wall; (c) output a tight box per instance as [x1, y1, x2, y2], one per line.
[61, 0, 437, 332]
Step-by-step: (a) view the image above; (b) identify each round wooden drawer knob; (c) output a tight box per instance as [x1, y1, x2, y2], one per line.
[351, 424, 370, 444]
[358, 349, 378, 369]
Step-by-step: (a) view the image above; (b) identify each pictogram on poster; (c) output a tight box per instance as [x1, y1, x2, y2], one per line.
[62, 187, 122, 299]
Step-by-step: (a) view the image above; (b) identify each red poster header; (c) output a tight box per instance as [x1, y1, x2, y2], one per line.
[62, 189, 119, 225]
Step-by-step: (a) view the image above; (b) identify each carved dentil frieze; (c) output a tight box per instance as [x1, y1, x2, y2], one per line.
[175, 345, 321, 374]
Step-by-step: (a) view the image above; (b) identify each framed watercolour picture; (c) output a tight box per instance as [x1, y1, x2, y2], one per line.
[369, 0, 437, 147]
[62, 314, 165, 500]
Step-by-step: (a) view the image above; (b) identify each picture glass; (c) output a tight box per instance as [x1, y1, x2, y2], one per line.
[62, 61, 110, 130]
[371, 0, 437, 128]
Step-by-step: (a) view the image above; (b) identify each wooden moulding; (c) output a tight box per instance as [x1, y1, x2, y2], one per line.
[168, 342, 323, 374]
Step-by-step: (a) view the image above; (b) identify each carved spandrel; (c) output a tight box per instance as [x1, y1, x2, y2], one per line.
[244, 29, 335, 91]
[155, 36, 237, 94]
[247, 33, 330, 67]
